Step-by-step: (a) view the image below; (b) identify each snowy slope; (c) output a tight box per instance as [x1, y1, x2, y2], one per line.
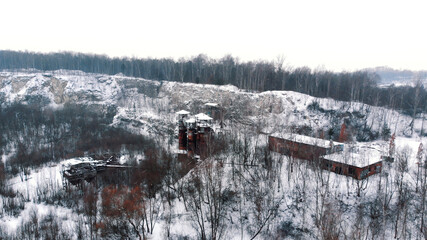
[1, 69, 425, 137]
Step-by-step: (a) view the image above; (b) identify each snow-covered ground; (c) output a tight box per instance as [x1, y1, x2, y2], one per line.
[1, 70, 426, 239]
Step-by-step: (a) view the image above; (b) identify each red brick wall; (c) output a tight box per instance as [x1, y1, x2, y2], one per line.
[322, 159, 382, 180]
[187, 129, 196, 156]
[196, 127, 212, 160]
[356, 161, 382, 180]
[179, 128, 187, 150]
[269, 136, 327, 161]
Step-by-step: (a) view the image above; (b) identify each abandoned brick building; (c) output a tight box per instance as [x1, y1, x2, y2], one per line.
[269, 134, 344, 161]
[269, 133, 384, 180]
[321, 147, 383, 180]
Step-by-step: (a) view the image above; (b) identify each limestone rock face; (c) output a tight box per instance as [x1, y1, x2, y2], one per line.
[49, 77, 68, 104]
[12, 77, 30, 94]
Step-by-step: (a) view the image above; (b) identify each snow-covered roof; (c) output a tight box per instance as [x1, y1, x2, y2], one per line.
[61, 157, 101, 168]
[176, 110, 190, 115]
[205, 102, 219, 107]
[270, 133, 342, 149]
[185, 118, 196, 124]
[322, 145, 383, 168]
[194, 113, 213, 121]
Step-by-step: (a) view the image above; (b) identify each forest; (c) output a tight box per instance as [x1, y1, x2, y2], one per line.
[1, 50, 426, 114]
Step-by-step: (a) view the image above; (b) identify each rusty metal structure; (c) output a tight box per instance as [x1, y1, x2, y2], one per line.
[176, 110, 214, 160]
[177, 110, 190, 151]
[62, 156, 127, 185]
[63, 162, 98, 184]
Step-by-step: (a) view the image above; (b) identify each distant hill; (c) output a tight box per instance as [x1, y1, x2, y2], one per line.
[366, 66, 427, 86]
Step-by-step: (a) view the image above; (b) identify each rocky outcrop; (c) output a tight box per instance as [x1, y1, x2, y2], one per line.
[49, 77, 68, 104]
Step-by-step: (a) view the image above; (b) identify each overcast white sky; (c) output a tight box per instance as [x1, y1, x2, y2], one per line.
[1, 0, 426, 71]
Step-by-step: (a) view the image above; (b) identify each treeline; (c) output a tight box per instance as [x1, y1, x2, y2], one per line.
[1, 50, 426, 113]
[0, 103, 157, 173]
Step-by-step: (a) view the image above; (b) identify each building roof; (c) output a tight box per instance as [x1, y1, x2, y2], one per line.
[195, 113, 213, 121]
[322, 145, 383, 168]
[185, 118, 196, 124]
[205, 102, 219, 107]
[270, 133, 342, 149]
[176, 110, 190, 115]
[61, 157, 102, 169]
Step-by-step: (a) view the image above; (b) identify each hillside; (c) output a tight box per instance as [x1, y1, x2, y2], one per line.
[0, 70, 426, 239]
[1, 69, 424, 137]
[367, 66, 427, 86]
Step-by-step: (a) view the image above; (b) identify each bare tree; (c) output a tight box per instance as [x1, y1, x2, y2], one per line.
[83, 183, 98, 240]
[247, 162, 282, 240]
[416, 153, 427, 238]
[185, 158, 229, 240]
[319, 199, 342, 240]
[416, 143, 424, 193]
[410, 76, 423, 134]
[100, 185, 147, 240]
[394, 147, 411, 239]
